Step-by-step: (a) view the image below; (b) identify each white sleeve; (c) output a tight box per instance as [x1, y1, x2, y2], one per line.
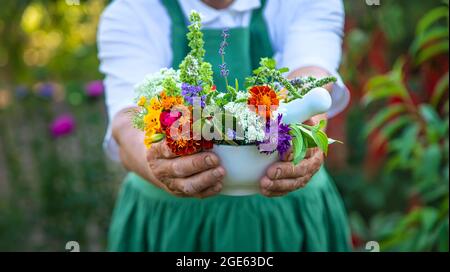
[279, 0, 350, 118]
[97, 0, 170, 161]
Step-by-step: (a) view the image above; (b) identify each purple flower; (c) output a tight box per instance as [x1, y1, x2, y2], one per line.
[221, 28, 229, 39]
[226, 128, 236, 140]
[36, 82, 55, 98]
[85, 80, 104, 97]
[258, 114, 292, 157]
[219, 63, 229, 78]
[218, 28, 229, 55]
[181, 83, 206, 108]
[50, 114, 76, 138]
[218, 28, 230, 79]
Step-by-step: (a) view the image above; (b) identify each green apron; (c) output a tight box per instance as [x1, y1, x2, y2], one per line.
[108, 0, 351, 252]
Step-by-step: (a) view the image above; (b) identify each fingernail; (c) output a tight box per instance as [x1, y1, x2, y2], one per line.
[212, 168, 224, 178]
[274, 168, 282, 179]
[205, 155, 215, 167]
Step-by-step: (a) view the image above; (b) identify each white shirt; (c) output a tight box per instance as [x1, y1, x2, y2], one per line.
[98, 0, 350, 161]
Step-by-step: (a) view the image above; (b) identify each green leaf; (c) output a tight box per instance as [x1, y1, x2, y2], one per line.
[411, 26, 449, 55]
[415, 144, 442, 185]
[260, 58, 276, 69]
[415, 40, 449, 65]
[317, 119, 327, 130]
[379, 115, 413, 141]
[431, 72, 449, 107]
[416, 7, 449, 36]
[149, 133, 165, 143]
[278, 67, 290, 74]
[311, 129, 329, 155]
[396, 124, 420, 164]
[419, 104, 441, 125]
[227, 85, 236, 95]
[297, 125, 317, 147]
[364, 104, 407, 137]
[290, 126, 306, 165]
[327, 138, 342, 145]
[363, 59, 408, 105]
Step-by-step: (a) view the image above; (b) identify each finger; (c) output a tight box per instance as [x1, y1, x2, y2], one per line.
[150, 152, 220, 180]
[266, 161, 307, 180]
[194, 182, 223, 198]
[305, 147, 321, 159]
[260, 184, 289, 197]
[269, 177, 310, 192]
[303, 118, 316, 126]
[280, 148, 293, 162]
[171, 152, 220, 178]
[147, 140, 178, 160]
[168, 167, 225, 195]
[304, 150, 324, 174]
[260, 175, 307, 192]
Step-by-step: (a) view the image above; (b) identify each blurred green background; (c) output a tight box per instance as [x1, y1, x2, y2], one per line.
[0, 0, 448, 251]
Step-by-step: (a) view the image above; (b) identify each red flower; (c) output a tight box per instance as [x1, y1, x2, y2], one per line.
[160, 110, 182, 129]
[164, 116, 213, 156]
[247, 85, 279, 119]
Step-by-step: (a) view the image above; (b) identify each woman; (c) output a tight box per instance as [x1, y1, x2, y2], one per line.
[98, 0, 351, 251]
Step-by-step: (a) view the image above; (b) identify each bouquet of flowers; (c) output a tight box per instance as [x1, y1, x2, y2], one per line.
[132, 11, 339, 194]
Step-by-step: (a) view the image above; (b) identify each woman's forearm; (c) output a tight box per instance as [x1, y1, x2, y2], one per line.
[111, 108, 165, 188]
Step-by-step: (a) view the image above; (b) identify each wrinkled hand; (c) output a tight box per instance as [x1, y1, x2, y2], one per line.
[260, 148, 324, 197]
[259, 116, 326, 197]
[146, 140, 225, 198]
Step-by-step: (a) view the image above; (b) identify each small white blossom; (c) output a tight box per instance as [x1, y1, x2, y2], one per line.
[236, 91, 249, 100]
[224, 102, 265, 142]
[134, 68, 180, 100]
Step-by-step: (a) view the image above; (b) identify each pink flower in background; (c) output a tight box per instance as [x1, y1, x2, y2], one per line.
[85, 80, 104, 97]
[50, 114, 76, 138]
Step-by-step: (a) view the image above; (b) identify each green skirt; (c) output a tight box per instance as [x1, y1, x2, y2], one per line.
[108, 167, 351, 252]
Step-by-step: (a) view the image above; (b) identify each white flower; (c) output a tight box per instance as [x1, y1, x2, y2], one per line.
[134, 68, 180, 100]
[224, 102, 265, 143]
[236, 91, 249, 100]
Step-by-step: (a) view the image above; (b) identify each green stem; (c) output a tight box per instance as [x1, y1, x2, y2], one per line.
[221, 55, 229, 88]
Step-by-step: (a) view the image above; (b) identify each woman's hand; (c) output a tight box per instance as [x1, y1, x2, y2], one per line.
[259, 114, 326, 197]
[260, 147, 324, 197]
[112, 108, 224, 199]
[258, 65, 334, 197]
[146, 140, 225, 198]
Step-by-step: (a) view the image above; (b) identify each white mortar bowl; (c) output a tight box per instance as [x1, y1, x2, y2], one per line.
[213, 145, 278, 195]
[214, 87, 332, 196]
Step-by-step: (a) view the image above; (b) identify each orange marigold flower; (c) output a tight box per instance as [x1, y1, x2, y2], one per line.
[247, 85, 279, 119]
[165, 121, 213, 156]
[160, 91, 184, 111]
